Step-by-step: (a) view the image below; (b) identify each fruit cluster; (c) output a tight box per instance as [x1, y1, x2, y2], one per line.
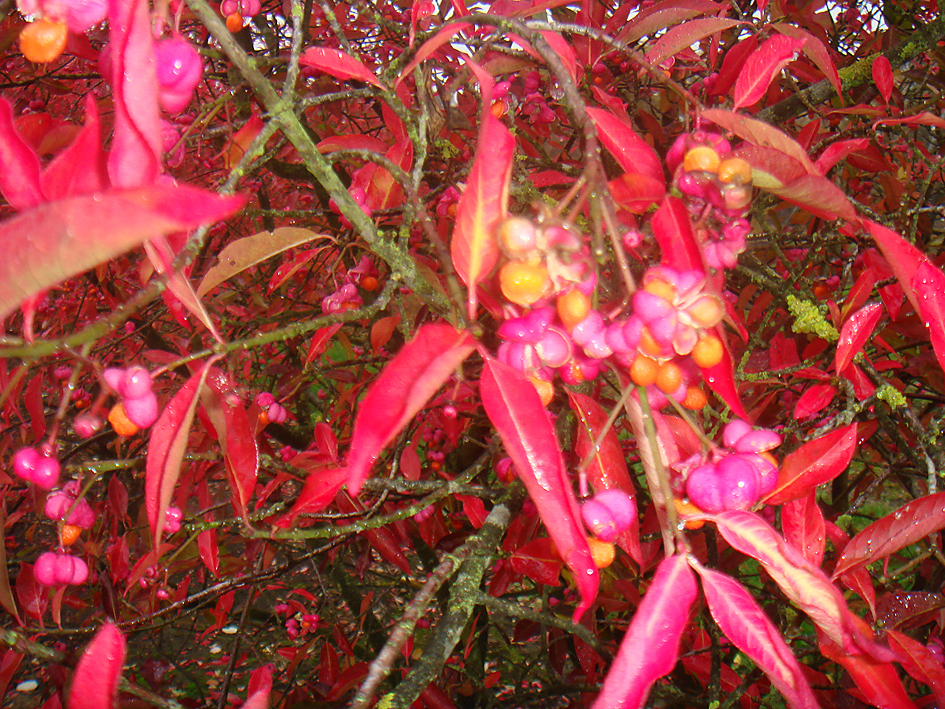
[34, 551, 89, 587]
[256, 393, 288, 425]
[46, 482, 96, 529]
[678, 419, 781, 514]
[105, 365, 159, 435]
[17, 0, 107, 63]
[154, 37, 204, 114]
[221, 0, 261, 31]
[13, 446, 60, 490]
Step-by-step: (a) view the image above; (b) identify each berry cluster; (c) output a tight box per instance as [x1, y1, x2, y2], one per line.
[17, 0, 106, 63]
[34, 551, 88, 587]
[678, 419, 781, 515]
[46, 481, 96, 529]
[221, 0, 260, 32]
[13, 446, 60, 490]
[105, 365, 159, 435]
[255, 393, 288, 425]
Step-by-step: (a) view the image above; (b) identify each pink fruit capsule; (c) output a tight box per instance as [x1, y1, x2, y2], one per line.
[267, 403, 288, 424]
[685, 463, 725, 514]
[32, 457, 60, 491]
[716, 455, 761, 511]
[534, 327, 572, 367]
[45, 492, 72, 521]
[74, 412, 103, 438]
[570, 311, 605, 347]
[255, 392, 276, 407]
[103, 367, 125, 392]
[34, 552, 59, 586]
[594, 489, 637, 530]
[722, 419, 753, 448]
[154, 38, 203, 113]
[734, 429, 782, 454]
[632, 290, 675, 324]
[121, 366, 152, 399]
[582, 499, 619, 542]
[164, 506, 183, 533]
[124, 393, 159, 428]
[13, 447, 41, 483]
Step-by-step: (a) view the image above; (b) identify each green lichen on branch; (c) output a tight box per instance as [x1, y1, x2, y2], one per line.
[786, 294, 839, 342]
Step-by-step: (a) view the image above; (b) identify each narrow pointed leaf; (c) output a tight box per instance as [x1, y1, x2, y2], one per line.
[814, 138, 869, 175]
[764, 423, 859, 505]
[864, 219, 925, 315]
[832, 492, 945, 579]
[67, 622, 126, 709]
[643, 18, 741, 68]
[346, 323, 475, 495]
[243, 665, 273, 709]
[733, 35, 804, 110]
[702, 108, 818, 173]
[618, 0, 720, 44]
[781, 489, 826, 568]
[773, 23, 843, 101]
[872, 55, 893, 103]
[887, 629, 945, 707]
[299, 47, 384, 88]
[715, 510, 894, 661]
[591, 555, 696, 709]
[835, 302, 882, 373]
[767, 174, 857, 221]
[0, 185, 244, 322]
[144, 238, 222, 341]
[587, 107, 664, 186]
[482, 356, 597, 622]
[0, 98, 43, 211]
[793, 382, 836, 420]
[450, 60, 514, 320]
[0, 506, 20, 624]
[651, 196, 705, 272]
[223, 111, 264, 171]
[913, 260, 945, 377]
[275, 466, 347, 527]
[695, 563, 819, 709]
[509, 537, 564, 586]
[146, 362, 213, 546]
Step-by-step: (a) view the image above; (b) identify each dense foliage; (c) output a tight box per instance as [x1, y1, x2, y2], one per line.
[2, 0, 945, 708]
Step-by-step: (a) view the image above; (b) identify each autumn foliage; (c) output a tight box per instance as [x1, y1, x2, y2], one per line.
[2, 0, 945, 708]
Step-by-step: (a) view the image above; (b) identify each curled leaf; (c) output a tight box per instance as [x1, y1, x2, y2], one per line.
[299, 47, 383, 88]
[733, 35, 804, 110]
[835, 302, 883, 373]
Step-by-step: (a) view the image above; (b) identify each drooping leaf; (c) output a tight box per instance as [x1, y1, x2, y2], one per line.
[792, 382, 836, 420]
[865, 219, 926, 317]
[146, 362, 213, 547]
[223, 111, 264, 171]
[624, 391, 680, 511]
[0, 184, 244, 322]
[201, 368, 259, 522]
[67, 622, 126, 709]
[481, 356, 597, 622]
[299, 47, 384, 88]
[651, 196, 704, 272]
[764, 423, 859, 505]
[814, 138, 870, 174]
[715, 510, 894, 661]
[913, 260, 945, 377]
[835, 302, 882, 373]
[509, 31, 578, 82]
[144, 237, 222, 342]
[733, 143, 808, 189]
[832, 492, 945, 579]
[872, 55, 894, 104]
[766, 174, 857, 222]
[700, 333, 750, 420]
[0, 98, 43, 211]
[772, 23, 843, 101]
[450, 60, 514, 320]
[873, 112, 945, 131]
[888, 629, 945, 708]
[733, 35, 804, 110]
[710, 34, 759, 98]
[587, 107, 664, 186]
[878, 591, 945, 631]
[40, 96, 108, 202]
[694, 562, 819, 709]
[780, 489, 826, 568]
[346, 323, 475, 495]
[197, 227, 330, 297]
[643, 18, 741, 69]
[702, 108, 818, 174]
[591, 555, 696, 709]
[509, 537, 564, 586]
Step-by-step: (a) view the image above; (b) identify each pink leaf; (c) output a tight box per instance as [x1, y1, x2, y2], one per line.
[481, 356, 597, 622]
[887, 629, 945, 707]
[792, 382, 836, 420]
[694, 563, 819, 709]
[591, 555, 696, 709]
[346, 323, 475, 495]
[764, 423, 859, 505]
[0, 98, 44, 211]
[0, 184, 244, 322]
[913, 260, 945, 377]
[832, 492, 945, 579]
[733, 35, 804, 110]
[814, 138, 870, 174]
[618, 0, 720, 44]
[872, 55, 894, 103]
[772, 23, 843, 101]
[715, 510, 894, 661]
[299, 47, 384, 88]
[144, 237, 222, 341]
[587, 107, 664, 186]
[146, 362, 213, 547]
[67, 622, 126, 709]
[766, 174, 857, 222]
[107, 0, 163, 188]
[450, 60, 514, 320]
[643, 18, 741, 68]
[780, 489, 826, 567]
[243, 665, 273, 709]
[835, 302, 882, 373]
[702, 108, 818, 174]
[201, 368, 259, 521]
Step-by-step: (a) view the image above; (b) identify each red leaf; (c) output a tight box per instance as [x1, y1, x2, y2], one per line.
[814, 138, 870, 174]
[481, 356, 597, 622]
[366, 140, 413, 211]
[201, 369, 259, 521]
[715, 510, 894, 661]
[315, 134, 388, 154]
[694, 563, 819, 709]
[651, 196, 705, 272]
[702, 108, 818, 174]
[509, 537, 564, 586]
[619, 0, 720, 44]
[781, 489, 826, 568]
[0, 508, 20, 625]
[450, 60, 514, 320]
[832, 492, 945, 579]
[701, 335, 751, 420]
[835, 302, 882, 373]
[346, 323, 475, 495]
[397, 23, 471, 81]
[509, 31, 579, 82]
[872, 55, 894, 103]
[792, 382, 836, 420]
[733, 35, 804, 110]
[764, 423, 859, 505]
[888, 629, 945, 707]
[913, 260, 945, 377]
[299, 47, 384, 88]
[873, 112, 945, 131]
[243, 665, 273, 709]
[865, 219, 925, 317]
[766, 174, 857, 222]
[144, 237, 221, 341]
[643, 18, 741, 68]
[591, 555, 696, 709]
[146, 362, 213, 546]
[275, 467, 347, 526]
[0, 98, 45, 210]
[587, 107, 664, 186]
[15, 563, 46, 621]
[198, 528, 219, 575]
[223, 111, 264, 171]
[0, 185, 244, 322]
[710, 34, 759, 98]
[67, 622, 126, 709]
[772, 23, 843, 101]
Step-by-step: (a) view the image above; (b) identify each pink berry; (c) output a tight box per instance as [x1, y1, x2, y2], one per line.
[722, 419, 753, 448]
[156, 588, 170, 600]
[582, 499, 620, 542]
[68, 500, 96, 529]
[686, 463, 725, 513]
[154, 38, 203, 113]
[535, 327, 572, 368]
[220, 0, 238, 13]
[239, 0, 261, 13]
[55, 555, 88, 585]
[121, 366, 152, 399]
[32, 457, 61, 491]
[716, 456, 761, 511]
[255, 392, 276, 408]
[498, 217, 538, 255]
[734, 429, 782, 454]
[74, 412, 103, 438]
[45, 492, 72, 521]
[34, 552, 59, 586]
[570, 311, 605, 347]
[442, 405, 458, 420]
[633, 290, 675, 324]
[267, 403, 288, 424]
[13, 447, 41, 483]
[103, 367, 125, 392]
[164, 506, 183, 534]
[594, 490, 637, 530]
[124, 393, 159, 428]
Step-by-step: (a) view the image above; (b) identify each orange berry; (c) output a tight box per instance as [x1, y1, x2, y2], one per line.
[557, 289, 591, 330]
[673, 498, 705, 530]
[629, 355, 659, 387]
[655, 361, 683, 394]
[499, 260, 550, 307]
[812, 284, 829, 299]
[108, 403, 139, 437]
[225, 12, 244, 32]
[643, 278, 676, 302]
[638, 326, 664, 358]
[683, 146, 721, 174]
[682, 385, 708, 410]
[490, 99, 507, 118]
[686, 295, 723, 328]
[528, 376, 555, 407]
[587, 537, 616, 568]
[19, 20, 68, 64]
[758, 451, 779, 468]
[61, 524, 81, 546]
[361, 276, 378, 291]
[691, 334, 724, 369]
[258, 410, 270, 425]
[718, 157, 752, 185]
